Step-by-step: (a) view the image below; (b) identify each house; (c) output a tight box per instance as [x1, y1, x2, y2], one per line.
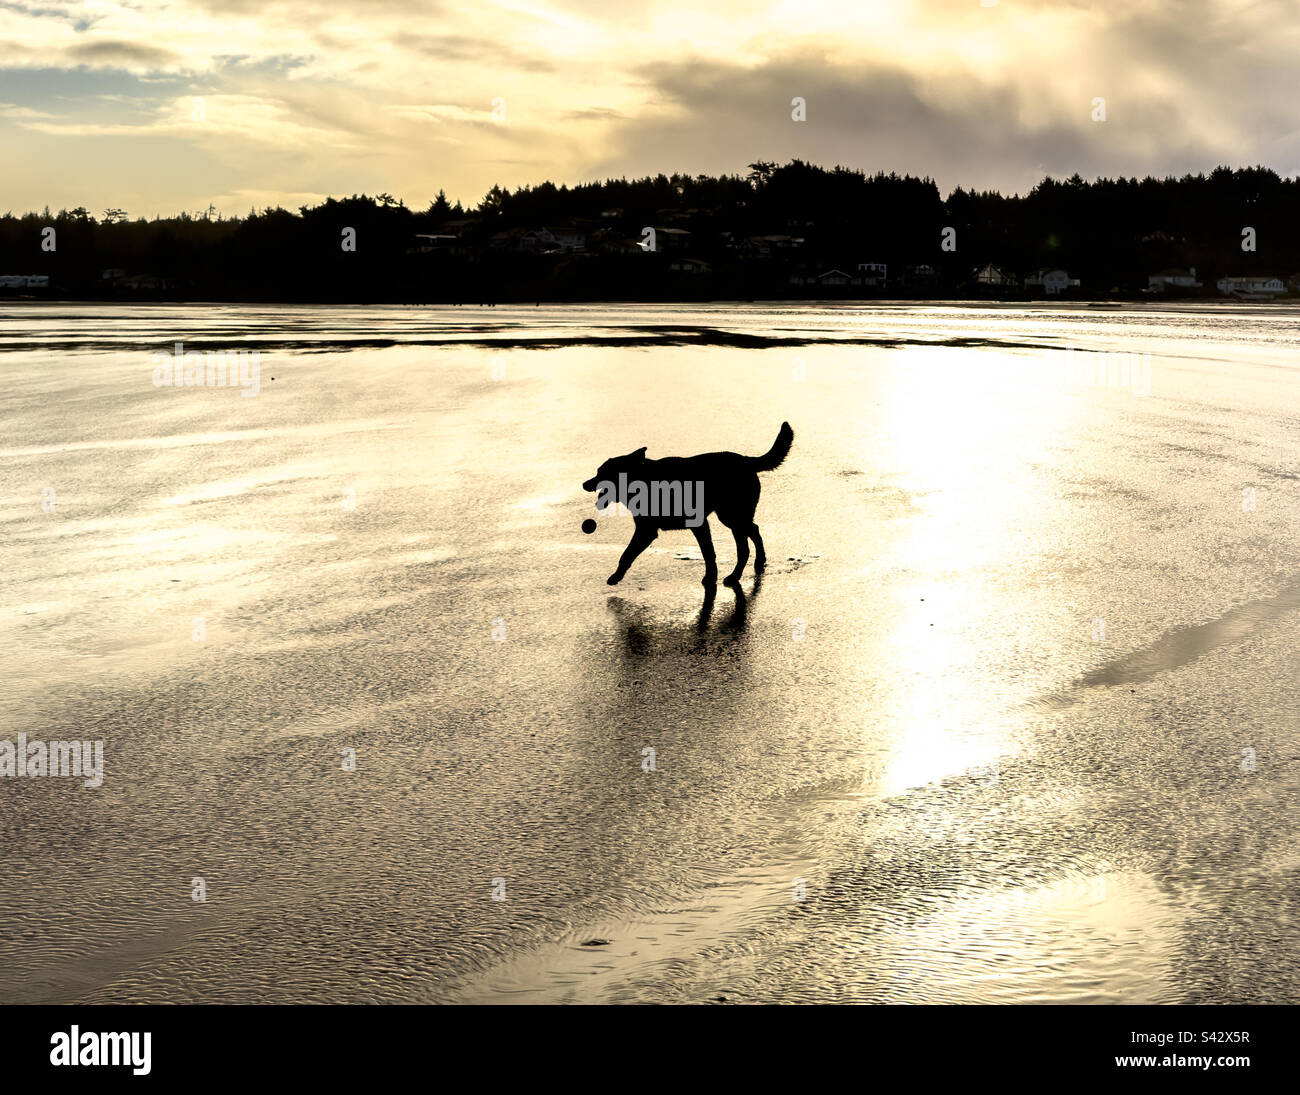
[438, 218, 478, 237]
[1025, 268, 1079, 295]
[903, 264, 938, 288]
[119, 274, 165, 290]
[973, 264, 1013, 286]
[857, 263, 887, 287]
[1148, 267, 1201, 291]
[590, 227, 644, 254]
[789, 269, 851, 287]
[101, 268, 127, 282]
[599, 207, 624, 219]
[742, 234, 802, 257]
[654, 227, 692, 253]
[545, 226, 587, 253]
[409, 233, 464, 255]
[795, 268, 861, 288]
[488, 227, 557, 253]
[518, 228, 558, 253]
[1216, 275, 1284, 300]
[0, 274, 49, 289]
[669, 258, 711, 275]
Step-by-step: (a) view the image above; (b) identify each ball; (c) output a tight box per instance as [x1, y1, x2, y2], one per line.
[581, 518, 597, 535]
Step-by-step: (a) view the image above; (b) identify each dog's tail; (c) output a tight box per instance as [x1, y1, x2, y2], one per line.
[750, 421, 794, 472]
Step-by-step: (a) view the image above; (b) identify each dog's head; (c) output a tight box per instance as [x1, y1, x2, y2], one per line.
[582, 446, 647, 504]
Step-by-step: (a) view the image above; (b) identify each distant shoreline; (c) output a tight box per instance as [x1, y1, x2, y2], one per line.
[6, 165, 1299, 309]
[2, 295, 1299, 309]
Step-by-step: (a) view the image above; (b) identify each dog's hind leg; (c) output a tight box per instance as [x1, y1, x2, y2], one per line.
[750, 524, 766, 572]
[608, 523, 657, 585]
[690, 519, 718, 586]
[723, 524, 749, 586]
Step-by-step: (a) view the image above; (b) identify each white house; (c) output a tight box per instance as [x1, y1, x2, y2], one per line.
[857, 262, 887, 287]
[1216, 275, 1284, 299]
[0, 274, 49, 288]
[546, 226, 587, 253]
[517, 228, 558, 253]
[1148, 267, 1201, 291]
[1025, 268, 1079, 295]
[789, 268, 862, 288]
[973, 264, 1013, 286]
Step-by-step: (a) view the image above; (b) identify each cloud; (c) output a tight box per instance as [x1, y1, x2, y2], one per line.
[0, 101, 57, 120]
[1, 0, 1298, 213]
[16, 91, 362, 150]
[65, 39, 183, 69]
[576, 59, 1093, 194]
[572, 1, 1300, 194]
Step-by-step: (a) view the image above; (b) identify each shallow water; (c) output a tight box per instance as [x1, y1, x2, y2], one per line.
[1, 302, 1297, 1003]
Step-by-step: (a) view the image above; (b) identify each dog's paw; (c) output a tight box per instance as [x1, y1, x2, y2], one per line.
[606, 573, 622, 586]
[702, 574, 717, 587]
[723, 574, 742, 588]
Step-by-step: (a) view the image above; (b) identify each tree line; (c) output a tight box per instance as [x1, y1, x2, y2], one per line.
[1, 161, 1295, 301]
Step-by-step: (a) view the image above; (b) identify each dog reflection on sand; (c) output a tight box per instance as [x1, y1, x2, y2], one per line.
[606, 572, 761, 655]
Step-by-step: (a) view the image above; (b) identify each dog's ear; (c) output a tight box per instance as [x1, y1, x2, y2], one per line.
[628, 446, 647, 460]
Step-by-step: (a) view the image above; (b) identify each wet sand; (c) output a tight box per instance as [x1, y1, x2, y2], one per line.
[1, 303, 1298, 1003]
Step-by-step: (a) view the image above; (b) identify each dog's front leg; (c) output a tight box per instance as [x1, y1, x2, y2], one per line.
[690, 519, 717, 586]
[608, 523, 657, 585]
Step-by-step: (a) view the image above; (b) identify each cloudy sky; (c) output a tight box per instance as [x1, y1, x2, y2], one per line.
[1, 0, 1297, 216]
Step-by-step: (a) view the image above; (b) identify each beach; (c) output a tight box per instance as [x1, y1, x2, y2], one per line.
[2, 301, 1298, 1003]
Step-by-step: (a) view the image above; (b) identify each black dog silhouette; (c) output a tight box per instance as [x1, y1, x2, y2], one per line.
[582, 422, 794, 587]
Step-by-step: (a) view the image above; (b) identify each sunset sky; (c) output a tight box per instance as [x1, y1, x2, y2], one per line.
[1, 0, 1297, 217]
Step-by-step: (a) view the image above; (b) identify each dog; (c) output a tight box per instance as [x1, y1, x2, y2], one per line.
[582, 422, 794, 587]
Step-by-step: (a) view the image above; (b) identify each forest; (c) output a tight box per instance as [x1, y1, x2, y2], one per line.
[1, 161, 1296, 302]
